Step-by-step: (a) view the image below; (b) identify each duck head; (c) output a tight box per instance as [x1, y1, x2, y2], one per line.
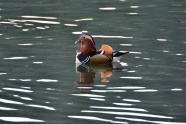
[75, 34, 96, 56]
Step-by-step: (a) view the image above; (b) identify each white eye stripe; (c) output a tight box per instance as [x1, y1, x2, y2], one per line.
[84, 35, 93, 41]
[80, 34, 95, 46]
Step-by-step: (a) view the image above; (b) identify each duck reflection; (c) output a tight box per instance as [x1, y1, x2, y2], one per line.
[76, 63, 112, 83]
[75, 63, 125, 92]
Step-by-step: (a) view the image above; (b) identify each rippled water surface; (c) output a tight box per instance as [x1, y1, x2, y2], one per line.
[0, 0, 186, 124]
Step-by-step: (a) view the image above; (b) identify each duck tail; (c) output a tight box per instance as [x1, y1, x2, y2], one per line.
[113, 50, 129, 62]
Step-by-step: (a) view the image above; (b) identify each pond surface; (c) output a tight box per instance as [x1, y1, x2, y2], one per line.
[0, 0, 186, 124]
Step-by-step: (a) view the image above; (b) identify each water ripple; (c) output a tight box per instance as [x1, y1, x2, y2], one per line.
[0, 98, 24, 105]
[0, 107, 17, 110]
[129, 51, 142, 54]
[13, 95, 32, 101]
[8, 19, 60, 25]
[0, 73, 7, 75]
[3, 57, 28, 60]
[74, 18, 93, 21]
[68, 116, 128, 124]
[99, 7, 116, 10]
[107, 86, 145, 90]
[33, 61, 43, 64]
[92, 35, 133, 39]
[91, 90, 126, 93]
[64, 24, 78, 26]
[0, 117, 44, 122]
[133, 89, 158, 92]
[116, 117, 186, 124]
[81, 110, 173, 119]
[120, 77, 143, 79]
[18, 43, 33, 46]
[89, 98, 105, 101]
[72, 94, 105, 98]
[120, 44, 133, 46]
[113, 103, 134, 106]
[36, 79, 58, 83]
[3, 88, 33, 93]
[130, 6, 139, 9]
[0, 98, 55, 111]
[170, 88, 183, 91]
[26, 104, 55, 110]
[123, 99, 141, 103]
[90, 106, 148, 112]
[21, 15, 57, 19]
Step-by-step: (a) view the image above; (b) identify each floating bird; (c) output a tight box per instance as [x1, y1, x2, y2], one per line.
[75, 34, 129, 64]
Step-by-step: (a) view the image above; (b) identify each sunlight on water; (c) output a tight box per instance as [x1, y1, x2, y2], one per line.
[99, 7, 116, 10]
[92, 35, 133, 39]
[22, 29, 29, 31]
[8, 79, 32, 82]
[64, 24, 78, 26]
[0, 98, 24, 105]
[91, 90, 126, 92]
[170, 88, 182, 91]
[3, 88, 33, 93]
[13, 95, 32, 101]
[130, 6, 139, 8]
[128, 51, 142, 54]
[77, 87, 92, 90]
[0, 73, 7, 75]
[90, 106, 148, 112]
[133, 89, 158, 92]
[0, 107, 17, 111]
[17, 43, 33, 46]
[3, 57, 28, 60]
[33, 61, 43, 64]
[74, 18, 93, 21]
[0, 97, 55, 110]
[120, 77, 143, 79]
[72, 30, 88, 34]
[26, 104, 55, 110]
[157, 39, 168, 41]
[107, 86, 145, 90]
[8, 19, 60, 24]
[0, 117, 44, 122]
[81, 110, 173, 119]
[89, 98, 105, 101]
[116, 117, 186, 124]
[123, 99, 141, 103]
[127, 13, 139, 15]
[113, 103, 134, 106]
[94, 85, 107, 87]
[68, 116, 128, 124]
[120, 44, 133, 46]
[36, 79, 58, 83]
[72, 94, 105, 98]
[21, 15, 57, 19]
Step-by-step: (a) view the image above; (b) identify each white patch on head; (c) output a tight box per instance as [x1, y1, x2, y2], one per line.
[82, 34, 93, 41]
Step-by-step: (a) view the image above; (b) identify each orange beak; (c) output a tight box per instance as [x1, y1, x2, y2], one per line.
[75, 39, 81, 44]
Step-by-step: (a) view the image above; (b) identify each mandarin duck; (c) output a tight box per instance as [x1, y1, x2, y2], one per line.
[75, 34, 129, 64]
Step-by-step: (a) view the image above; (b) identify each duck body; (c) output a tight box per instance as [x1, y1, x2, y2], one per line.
[75, 34, 129, 64]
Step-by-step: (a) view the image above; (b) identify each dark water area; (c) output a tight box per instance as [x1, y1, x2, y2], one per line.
[0, 0, 186, 124]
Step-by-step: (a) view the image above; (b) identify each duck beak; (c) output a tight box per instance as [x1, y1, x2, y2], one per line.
[75, 39, 81, 44]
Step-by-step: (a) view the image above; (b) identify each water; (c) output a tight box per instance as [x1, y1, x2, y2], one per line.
[0, 0, 186, 124]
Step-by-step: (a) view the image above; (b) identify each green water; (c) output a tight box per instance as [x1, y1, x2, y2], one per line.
[0, 0, 186, 124]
